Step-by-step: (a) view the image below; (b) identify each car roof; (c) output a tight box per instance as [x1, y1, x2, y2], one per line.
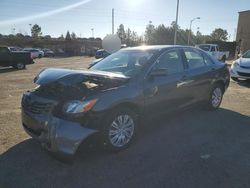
[120, 45, 196, 51]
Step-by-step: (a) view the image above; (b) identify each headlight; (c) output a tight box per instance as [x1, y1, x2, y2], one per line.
[233, 61, 239, 68]
[64, 99, 98, 114]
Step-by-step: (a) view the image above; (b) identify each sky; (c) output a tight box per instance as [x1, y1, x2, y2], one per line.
[0, 0, 249, 40]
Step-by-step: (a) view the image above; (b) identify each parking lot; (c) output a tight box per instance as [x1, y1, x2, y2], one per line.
[0, 57, 250, 188]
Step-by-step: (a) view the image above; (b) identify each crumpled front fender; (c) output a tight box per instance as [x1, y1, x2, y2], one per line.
[47, 117, 98, 155]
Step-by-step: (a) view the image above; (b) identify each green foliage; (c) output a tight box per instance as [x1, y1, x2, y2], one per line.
[210, 28, 228, 41]
[65, 31, 71, 41]
[31, 24, 42, 38]
[145, 21, 155, 44]
[117, 24, 126, 44]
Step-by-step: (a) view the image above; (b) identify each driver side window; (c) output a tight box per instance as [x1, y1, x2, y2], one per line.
[155, 50, 184, 74]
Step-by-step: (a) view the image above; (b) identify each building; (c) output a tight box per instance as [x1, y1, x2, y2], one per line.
[236, 10, 250, 55]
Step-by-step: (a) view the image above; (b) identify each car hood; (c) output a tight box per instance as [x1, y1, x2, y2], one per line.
[237, 58, 250, 67]
[34, 68, 130, 86]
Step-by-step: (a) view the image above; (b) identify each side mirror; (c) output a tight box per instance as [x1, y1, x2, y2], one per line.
[149, 68, 168, 77]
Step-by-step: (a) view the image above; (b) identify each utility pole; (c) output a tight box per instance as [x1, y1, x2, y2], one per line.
[91, 28, 94, 38]
[112, 8, 114, 35]
[29, 24, 32, 36]
[174, 0, 179, 45]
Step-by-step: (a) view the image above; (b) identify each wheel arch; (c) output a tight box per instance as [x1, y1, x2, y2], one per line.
[213, 80, 226, 93]
[109, 102, 141, 117]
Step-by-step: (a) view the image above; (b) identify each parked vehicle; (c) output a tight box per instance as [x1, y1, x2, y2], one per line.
[195, 44, 229, 62]
[23, 48, 44, 59]
[88, 58, 103, 68]
[42, 48, 55, 57]
[230, 49, 250, 81]
[21, 46, 229, 159]
[95, 49, 110, 59]
[8, 46, 23, 52]
[0, 46, 34, 69]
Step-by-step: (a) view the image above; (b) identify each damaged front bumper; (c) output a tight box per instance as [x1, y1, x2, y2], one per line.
[22, 101, 98, 157]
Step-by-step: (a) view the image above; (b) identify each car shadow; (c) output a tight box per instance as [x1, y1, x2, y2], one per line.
[0, 67, 18, 74]
[1, 108, 250, 188]
[236, 79, 250, 88]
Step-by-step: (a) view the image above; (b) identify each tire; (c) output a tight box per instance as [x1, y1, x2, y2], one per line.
[206, 84, 224, 110]
[221, 56, 226, 62]
[15, 62, 26, 70]
[38, 54, 42, 58]
[231, 77, 239, 82]
[102, 108, 138, 151]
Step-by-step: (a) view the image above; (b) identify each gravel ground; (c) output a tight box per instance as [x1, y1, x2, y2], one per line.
[0, 57, 250, 188]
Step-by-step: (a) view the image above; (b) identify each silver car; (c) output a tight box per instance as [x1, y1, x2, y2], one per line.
[231, 50, 250, 81]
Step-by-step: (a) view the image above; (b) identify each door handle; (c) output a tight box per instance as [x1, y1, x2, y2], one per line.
[177, 76, 193, 88]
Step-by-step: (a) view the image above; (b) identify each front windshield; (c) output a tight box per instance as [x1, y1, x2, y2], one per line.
[90, 49, 156, 77]
[242, 50, 250, 58]
[198, 45, 210, 51]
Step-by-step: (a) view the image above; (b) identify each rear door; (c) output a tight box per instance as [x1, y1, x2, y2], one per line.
[181, 48, 215, 101]
[143, 49, 192, 115]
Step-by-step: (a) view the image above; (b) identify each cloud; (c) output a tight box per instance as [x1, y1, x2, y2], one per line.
[0, 0, 92, 26]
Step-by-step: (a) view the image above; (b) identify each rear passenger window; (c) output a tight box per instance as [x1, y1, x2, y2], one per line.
[184, 49, 206, 69]
[156, 50, 184, 74]
[203, 54, 214, 65]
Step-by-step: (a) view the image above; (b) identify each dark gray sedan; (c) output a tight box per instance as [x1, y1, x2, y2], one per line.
[21, 45, 230, 159]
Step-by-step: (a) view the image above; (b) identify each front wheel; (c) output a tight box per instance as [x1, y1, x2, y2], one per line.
[103, 108, 137, 151]
[206, 84, 224, 110]
[221, 56, 226, 62]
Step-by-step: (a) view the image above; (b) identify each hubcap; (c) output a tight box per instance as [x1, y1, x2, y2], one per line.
[109, 114, 134, 147]
[211, 88, 222, 108]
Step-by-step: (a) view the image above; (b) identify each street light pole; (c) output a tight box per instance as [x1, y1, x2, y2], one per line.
[29, 24, 32, 36]
[174, 0, 179, 45]
[188, 17, 200, 45]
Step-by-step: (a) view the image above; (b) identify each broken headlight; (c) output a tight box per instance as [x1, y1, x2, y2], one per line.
[63, 99, 98, 114]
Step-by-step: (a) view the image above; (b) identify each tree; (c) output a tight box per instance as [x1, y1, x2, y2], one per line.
[117, 24, 126, 43]
[58, 34, 64, 40]
[71, 32, 76, 40]
[210, 28, 228, 41]
[145, 21, 155, 44]
[65, 31, 71, 41]
[125, 28, 132, 46]
[31, 24, 42, 38]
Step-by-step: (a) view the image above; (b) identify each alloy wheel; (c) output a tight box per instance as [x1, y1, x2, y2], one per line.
[211, 87, 222, 108]
[108, 114, 135, 147]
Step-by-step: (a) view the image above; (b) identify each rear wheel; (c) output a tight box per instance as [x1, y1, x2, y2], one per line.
[15, 62, 26, 70]
[38, 54, 42, 58]
[103, 108, 137, 151]
[206, 84, 224, 110]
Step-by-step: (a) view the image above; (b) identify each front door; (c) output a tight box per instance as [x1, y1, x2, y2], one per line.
[143, 49, 191, 115]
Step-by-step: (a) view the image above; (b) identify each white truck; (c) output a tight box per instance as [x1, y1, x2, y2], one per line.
[195, 44, 229, 62]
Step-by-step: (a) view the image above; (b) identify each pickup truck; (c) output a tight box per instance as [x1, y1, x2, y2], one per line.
[195, 44, 229, 62]
[0, 46, 34, 69]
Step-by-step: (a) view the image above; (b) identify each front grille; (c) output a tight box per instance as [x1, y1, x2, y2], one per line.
[22, 97, 55, 114]
[237, 72, 250, 77]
